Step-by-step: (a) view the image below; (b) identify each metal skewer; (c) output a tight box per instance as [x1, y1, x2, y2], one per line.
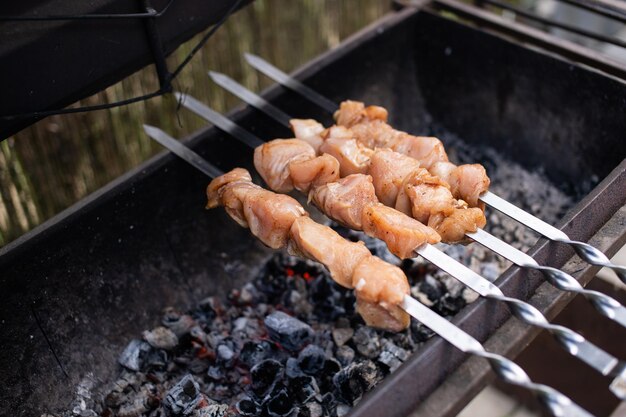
[203, 71, 626, 331]
[143, 123, 595, 417]
[242, 52, 626, 284]
[173, 92, 626, 398]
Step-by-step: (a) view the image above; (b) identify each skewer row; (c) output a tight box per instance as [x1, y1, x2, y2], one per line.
[143, 124, 595, 417]
[173, 92, 626, 399]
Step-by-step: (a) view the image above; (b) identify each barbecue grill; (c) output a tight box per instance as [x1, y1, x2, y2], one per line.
[1, 2, 625, 417]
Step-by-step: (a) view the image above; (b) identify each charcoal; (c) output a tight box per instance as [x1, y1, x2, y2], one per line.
[251, 359, 284, 398]
[316, 358, 341, 393]
[331, 328, 353, 347]
[264, 311, 314, 352]
[235, 398, 260, 416]
[298, 401, 323, 417]
[289, 375, 320, 403]
[193, 403, 230, 417]
[189, 326, 208, 344]
[419, 275, 444, 302]
[480, 262, 500, 281]
[117, 397, 150, 417]
[297, 345, 326, 375]
[285, 357, 303, 378]
[320, 393, 336, 416]
[410, 321, 435, 343]
[335, 346, 355, 366]
[216, 343, 235, 368]
[163, 375, 201, 417]
[436, 294, 466, 317]
[378, 340, 409, 373]
[352, 327, 381, 359]
[333, 361, 382, 404]
[188, 358, 210, 374]
[207, 366, 225, 381]
[118, 339, 152, 371]
[265, 389, 295, 417]
[162, 308, 196, 338]
[143, 326, 179, 350]
[239, 340, 279, 368]
[335, 403, 351, 417]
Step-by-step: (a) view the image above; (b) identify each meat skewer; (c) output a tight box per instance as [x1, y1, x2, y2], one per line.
[170, 96, 626, 397]
[201, 72, 626, 332]
[241, 53, 626, 284]
[143, 124, 594, 417]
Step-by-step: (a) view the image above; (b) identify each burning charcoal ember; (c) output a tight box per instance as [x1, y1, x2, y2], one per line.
[250, 359, 284, 398]
[331, 327, 353, 347]
[190, 326, 208, 345]
[333, 360, 382, 404]
[352, 327, 381, 359]
[163, 308, 197, 338]
[288, 375, 320, 403]
[264, 311, 314, 352]
[143, 326, 179, 350]
[118, 339, 152, 371]
[235, 397, 260, 416]
[377, 340, 409, 372]
[163, 375, 202, 417]
[297, 345, 326, 375]
[265, 389, 295, 417]
[335, 345, 355, 366]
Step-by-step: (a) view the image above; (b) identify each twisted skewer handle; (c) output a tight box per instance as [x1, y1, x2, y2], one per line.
[471, 229, 626, 330]
[401, 296, 593, 417]
[480, 191, 626, 283]
[472, 350, 594, 417]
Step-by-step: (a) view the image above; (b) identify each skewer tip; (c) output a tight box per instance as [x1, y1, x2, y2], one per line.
[142, 124, 161, 137]
[174, 91, 184, 102]
[208, 70, 226, 81]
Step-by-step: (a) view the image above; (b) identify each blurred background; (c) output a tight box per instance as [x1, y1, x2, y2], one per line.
[0, 0, 388, 247]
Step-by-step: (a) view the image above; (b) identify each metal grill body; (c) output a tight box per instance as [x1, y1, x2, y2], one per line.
[0, 5, 625, 417]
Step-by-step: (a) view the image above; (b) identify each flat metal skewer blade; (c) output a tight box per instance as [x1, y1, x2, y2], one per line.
[142, 125, 223, 178]
[242, 55, 626, 283]
[244, 52, 339, 113]
[416, 244, 500, 297]
[208, 71, 292, 127]
[174, 93, 264, 149]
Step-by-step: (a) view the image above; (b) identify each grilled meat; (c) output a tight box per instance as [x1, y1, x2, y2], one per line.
[206, 168, 410, 331]
[334, 100, 490, 207]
